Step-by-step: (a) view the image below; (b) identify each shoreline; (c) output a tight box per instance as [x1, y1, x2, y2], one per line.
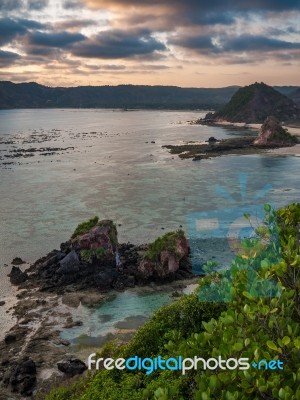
[166, 119, 300, 160]
[0, 221, 199, 397]
[0, 274, 200, 398]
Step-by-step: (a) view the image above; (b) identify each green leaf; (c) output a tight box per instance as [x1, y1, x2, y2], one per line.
[267, 341, 278, 351]
[282, 336, 290, 346]
[278, 388, 285, 399]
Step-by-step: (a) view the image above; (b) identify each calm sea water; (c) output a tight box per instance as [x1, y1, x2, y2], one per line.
[1, 109, 300, 337]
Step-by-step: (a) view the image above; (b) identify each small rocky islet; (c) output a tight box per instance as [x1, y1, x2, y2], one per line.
[9, 218, 192, 294]
[1, 219, 194, 398]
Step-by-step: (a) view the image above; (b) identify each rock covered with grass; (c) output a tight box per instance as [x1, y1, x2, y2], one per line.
[138, 230, 189, 279]
[71, 218, 118, 265]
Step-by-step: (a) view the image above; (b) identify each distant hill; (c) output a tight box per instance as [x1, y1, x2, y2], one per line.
[290, 88, 300, 107]
[0, 81, 240, 110]
[211, 82, 300, 123]
[274, 86, 300, 97]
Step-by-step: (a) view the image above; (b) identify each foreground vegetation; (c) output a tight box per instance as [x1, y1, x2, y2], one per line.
[45, 203, 300, 400]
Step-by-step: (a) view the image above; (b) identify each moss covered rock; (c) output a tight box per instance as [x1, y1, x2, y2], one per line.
[138, 230, 189, 279]
[72, 219, 118, 263]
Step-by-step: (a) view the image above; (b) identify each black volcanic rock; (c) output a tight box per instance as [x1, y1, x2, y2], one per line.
[57, 359, 87, 377]
[208, 82, 300, 123]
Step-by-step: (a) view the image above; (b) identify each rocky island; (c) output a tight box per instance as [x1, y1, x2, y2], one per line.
[0, 219, 194, 398]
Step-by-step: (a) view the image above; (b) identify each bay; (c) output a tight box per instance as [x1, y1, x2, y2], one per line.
[0, 109, 299, 337]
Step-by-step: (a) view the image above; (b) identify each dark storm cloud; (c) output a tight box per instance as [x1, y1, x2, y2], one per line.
[185, 12, 235, 26]
[0, 49, 20, 67]
[171, 33, 300, 56]
[72, 29, 166, 59]
[223, 35, 300, 52]
[0, 17, 45, 46]
[170, 35, 215, 51]
[24, 45, 61, 56]
[27, 31, 86, 48]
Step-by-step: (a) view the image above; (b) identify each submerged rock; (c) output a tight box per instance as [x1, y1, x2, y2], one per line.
[254, 116, 298, 146]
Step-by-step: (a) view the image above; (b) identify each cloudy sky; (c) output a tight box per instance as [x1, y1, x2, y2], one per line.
[0, 0, 300, 87]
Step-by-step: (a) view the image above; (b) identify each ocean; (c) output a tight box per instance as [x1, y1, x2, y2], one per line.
[1, 109, 300, 339]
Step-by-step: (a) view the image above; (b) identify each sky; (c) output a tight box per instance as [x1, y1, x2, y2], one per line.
[0, 0, 300, 87]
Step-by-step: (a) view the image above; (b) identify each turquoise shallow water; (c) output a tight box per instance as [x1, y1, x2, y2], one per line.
[0, 109, 300, 336]
[60, 284, 197, 352]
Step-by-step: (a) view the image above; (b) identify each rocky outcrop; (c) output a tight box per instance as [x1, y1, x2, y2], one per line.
[254, 116, 297, 146]
[9, 221, 192, 294]
[72, 219, 118, 261]
[138, 230, 189, 280]
[8, 219, 122, 292]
